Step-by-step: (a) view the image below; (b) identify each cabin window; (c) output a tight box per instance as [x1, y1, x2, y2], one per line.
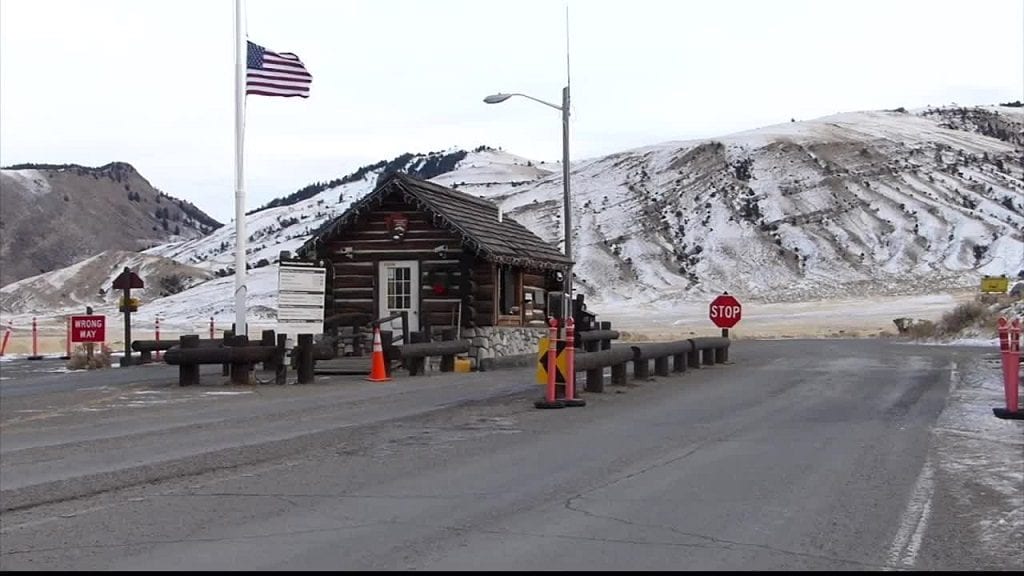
[498, 265, 519, 315]
[386, 266, 412, 309]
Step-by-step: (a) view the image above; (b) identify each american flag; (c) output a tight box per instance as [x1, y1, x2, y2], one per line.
[246, 41, 312, 98]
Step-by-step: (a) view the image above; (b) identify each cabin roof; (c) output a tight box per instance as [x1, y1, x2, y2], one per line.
[297, 172, 572, 271]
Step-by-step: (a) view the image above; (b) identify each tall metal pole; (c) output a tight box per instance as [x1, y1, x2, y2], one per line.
[233, 0, 248, 338]
[561, 85, 572, 322]
[562, 5, 574, 324]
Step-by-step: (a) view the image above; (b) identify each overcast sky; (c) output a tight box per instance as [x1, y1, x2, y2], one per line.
[1, 0, 1021, 223]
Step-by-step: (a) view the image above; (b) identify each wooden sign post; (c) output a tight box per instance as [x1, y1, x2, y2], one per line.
[112, 267, 144, 367]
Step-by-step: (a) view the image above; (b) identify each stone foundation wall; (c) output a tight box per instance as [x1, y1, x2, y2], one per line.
[462, 326, 547, 367]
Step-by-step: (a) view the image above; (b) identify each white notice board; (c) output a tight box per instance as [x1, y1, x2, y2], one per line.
[278, 262, 326, 343]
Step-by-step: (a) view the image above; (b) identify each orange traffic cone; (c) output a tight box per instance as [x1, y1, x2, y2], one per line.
[367, 326, 391, 382]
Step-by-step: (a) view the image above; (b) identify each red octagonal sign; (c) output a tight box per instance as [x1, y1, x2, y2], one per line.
[709, 293, 742, 328]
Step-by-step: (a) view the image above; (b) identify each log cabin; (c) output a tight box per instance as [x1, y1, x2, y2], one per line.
[295, 172, 572, 344]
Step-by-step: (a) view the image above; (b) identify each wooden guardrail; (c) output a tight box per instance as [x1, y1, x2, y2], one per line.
[688, 336, 730, 366]
[577, 329, 620, 351]
[399, 339, 470, 375]
[571, 336, 731, 393]
[574, 346, 635, 393]
[630, 340, 695, 379]
[164, 334, 288, 386]
[131, 338, 224, 364]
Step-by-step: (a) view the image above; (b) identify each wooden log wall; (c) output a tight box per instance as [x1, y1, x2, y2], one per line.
[470, 260, 495, 327]
[314, 192, 568, 330]
[319, 197, 477, 328]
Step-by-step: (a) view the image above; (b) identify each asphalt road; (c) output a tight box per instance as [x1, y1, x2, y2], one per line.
[0, 339, 1021, 570]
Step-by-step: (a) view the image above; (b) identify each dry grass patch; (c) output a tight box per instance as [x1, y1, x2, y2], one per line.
[66, 344, 113, 370]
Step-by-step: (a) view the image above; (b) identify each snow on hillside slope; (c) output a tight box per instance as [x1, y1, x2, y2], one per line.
[0, 250, 212, 315]
[486, 108, 1023, 304]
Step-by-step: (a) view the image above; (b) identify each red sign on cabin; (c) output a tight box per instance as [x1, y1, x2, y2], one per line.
[71, 315, 106, 343]
[709, 294, 742, 329]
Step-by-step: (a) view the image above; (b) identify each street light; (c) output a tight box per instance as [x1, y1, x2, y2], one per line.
[484, 86, 574, 322]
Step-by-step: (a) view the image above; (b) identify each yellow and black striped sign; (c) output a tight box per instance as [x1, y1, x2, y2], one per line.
[536, 337, 570, 384]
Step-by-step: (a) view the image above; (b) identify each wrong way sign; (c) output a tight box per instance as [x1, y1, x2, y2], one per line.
[71, 315, 106, 343]
[709, 293, 742, 329]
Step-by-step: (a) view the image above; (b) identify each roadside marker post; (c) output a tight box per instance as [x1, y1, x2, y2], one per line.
[561, 317, 585, 407]
[155, 317, 162, 361]
[535, 318, 565, 409]
[27, 317, 43, 360]
[62, 316, 71, 360]
[0, 323, 12, 357]
[993, 317, 1023, 420]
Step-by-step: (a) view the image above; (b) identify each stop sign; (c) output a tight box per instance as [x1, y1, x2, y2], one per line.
[709, 293, 742, 328]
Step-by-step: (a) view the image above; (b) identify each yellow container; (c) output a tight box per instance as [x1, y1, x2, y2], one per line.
[454, 357, 472, 373]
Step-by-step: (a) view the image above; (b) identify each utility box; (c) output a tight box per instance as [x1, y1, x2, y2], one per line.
[547, 291, 570, 320]
[573, 294, 597, 331]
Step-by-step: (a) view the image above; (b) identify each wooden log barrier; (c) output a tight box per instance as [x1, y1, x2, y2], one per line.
[599, 321, 613, 351]
[261, 329, 277, 371]
[439, 328, 457, 372]
[574, 346, 634, 393]
[399, 339, 471, 376]
[178, 335, 199, 387]
[689, 337, 730, 367]
[673, 351, 687, 373]
[296, 334, 314, 384]
[688, 346, 701, 369]
[164, 336, 281, 387]
[222, 329, 234, 376]
[275, 334, 287, 385]
[630, 341, 694, 381]
[577, 329, 620, 346]
[229, 335, 251, 385]
[164, 342, 279, 365]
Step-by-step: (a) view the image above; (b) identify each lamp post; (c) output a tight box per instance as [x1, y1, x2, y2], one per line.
[484, 87, 573, 321]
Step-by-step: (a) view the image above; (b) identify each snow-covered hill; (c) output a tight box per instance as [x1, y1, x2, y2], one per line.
[490, 106, 1024, 304]
[3, 105, 1022, 329]
[0, 250, 212, 316]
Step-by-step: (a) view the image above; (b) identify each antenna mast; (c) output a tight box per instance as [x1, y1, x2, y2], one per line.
[565, 4, 571, 88]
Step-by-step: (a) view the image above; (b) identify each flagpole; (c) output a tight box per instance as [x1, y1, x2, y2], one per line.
[234, 0, 248, 337]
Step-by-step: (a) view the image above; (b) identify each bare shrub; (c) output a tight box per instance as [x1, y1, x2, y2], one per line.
[936, 301, 994, 336]
[158, 273, 189, 297]
[905, 320, 937, 339]
[66, 344, 112, 370]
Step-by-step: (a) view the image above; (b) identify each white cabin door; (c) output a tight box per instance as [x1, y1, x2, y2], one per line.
[378, 260, 419, 334]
